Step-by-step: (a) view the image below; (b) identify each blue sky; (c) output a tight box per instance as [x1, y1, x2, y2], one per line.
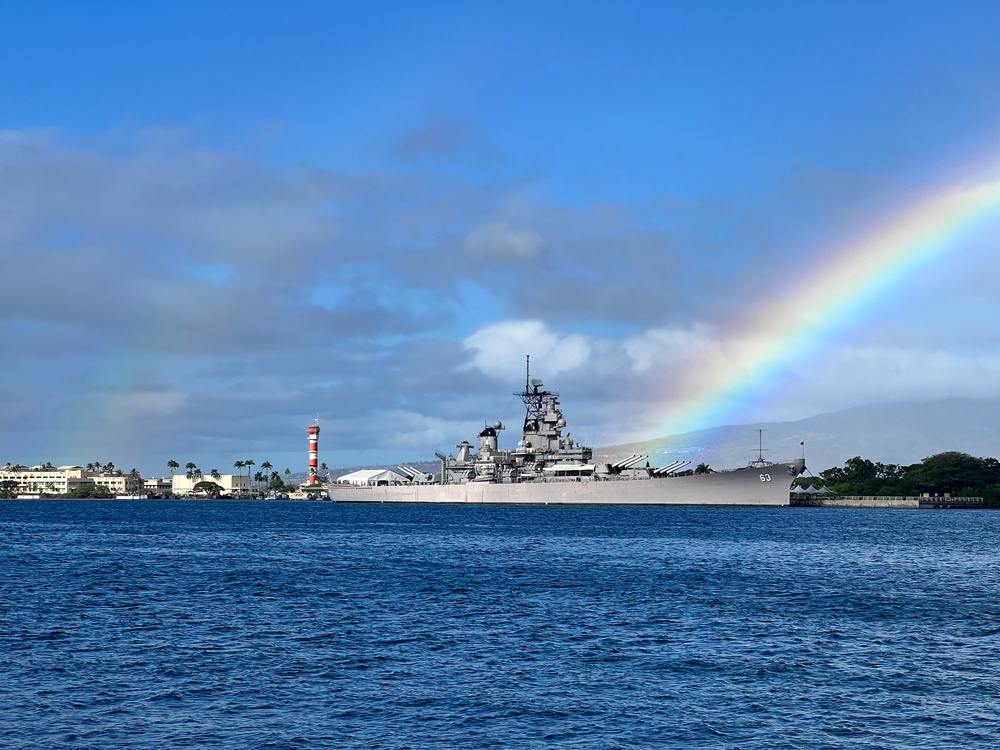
[3, 1, 1000, 476]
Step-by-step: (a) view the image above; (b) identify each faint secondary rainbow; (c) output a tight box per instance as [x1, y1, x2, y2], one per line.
[645, 179, 1000, 439]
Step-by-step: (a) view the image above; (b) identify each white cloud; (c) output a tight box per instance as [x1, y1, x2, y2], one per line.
[6, 128, 1000, 473]
[462, 320, 592, 381]
[623, 325, 717, 373]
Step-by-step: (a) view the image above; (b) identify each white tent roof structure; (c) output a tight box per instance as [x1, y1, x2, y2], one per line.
[335, 469, 407, 486]
[794, 484, 835, 495]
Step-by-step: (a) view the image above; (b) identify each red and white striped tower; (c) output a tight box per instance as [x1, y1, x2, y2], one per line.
[307, 421, 321, 485]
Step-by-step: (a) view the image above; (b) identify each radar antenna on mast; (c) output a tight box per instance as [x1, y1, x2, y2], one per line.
[748, 429, 772, 468]
[517, 354, 548, 434]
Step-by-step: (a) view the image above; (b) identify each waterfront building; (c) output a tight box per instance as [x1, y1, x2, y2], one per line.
[92, 472, 145, 496]
[0, 466, 145, 496]
[144, 477, 173, 496]
[171, 473, 250, 496]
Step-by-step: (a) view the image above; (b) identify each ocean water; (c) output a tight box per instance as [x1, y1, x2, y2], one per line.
[2, 501, 999, 749]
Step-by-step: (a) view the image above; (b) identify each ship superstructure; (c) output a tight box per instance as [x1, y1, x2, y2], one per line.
[438, 357, 597, 485]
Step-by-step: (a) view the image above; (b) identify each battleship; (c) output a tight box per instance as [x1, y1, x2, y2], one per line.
[326, 358, 805, 505]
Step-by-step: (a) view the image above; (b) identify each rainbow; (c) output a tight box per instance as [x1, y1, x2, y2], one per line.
[645, 179, 1000, 439]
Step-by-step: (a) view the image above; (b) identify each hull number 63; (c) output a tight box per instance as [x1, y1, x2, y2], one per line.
[759, 474, 771, 482]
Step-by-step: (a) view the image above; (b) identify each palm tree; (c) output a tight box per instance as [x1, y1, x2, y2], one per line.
[210, 468, 221, 480]
[245, 459, 255, 494]
[185, 462, 197, 480]
[167, 459, 179, 477]
[233, 460, 245, 496]
[260, 461, 272, 495]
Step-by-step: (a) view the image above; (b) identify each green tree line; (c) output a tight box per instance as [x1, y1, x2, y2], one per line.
[819, 451, 1000, 506]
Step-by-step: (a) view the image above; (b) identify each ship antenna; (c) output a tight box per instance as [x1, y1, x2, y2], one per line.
[749, 429, 770, 467]
[525, 354, 530, 393]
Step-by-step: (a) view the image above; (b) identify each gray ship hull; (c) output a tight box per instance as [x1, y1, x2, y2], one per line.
[325, 459, 805, 506]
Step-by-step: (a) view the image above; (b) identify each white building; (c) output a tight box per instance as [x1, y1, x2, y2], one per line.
[94, 473, 145, 496]
[144, 477, 173, 496]
[171, 473, 250, 496]
[0, 466, 144, 496]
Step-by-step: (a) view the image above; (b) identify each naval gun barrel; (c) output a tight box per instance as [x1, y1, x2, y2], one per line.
[403, 466, 431, 482]
[397, 466, 434, 483]
[653, 460, 690, 476]
[397, 466, 422, 481]
[620, 454, 649, 469]
[611, 454, 641, 470]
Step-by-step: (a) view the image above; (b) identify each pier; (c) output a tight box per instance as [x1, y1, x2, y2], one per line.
[791, 495, 983, 509]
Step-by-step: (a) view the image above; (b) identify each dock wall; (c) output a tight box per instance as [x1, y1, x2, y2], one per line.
[792, 495, 983, 509]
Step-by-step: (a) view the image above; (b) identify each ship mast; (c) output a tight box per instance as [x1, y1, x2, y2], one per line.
[516, 354, 545, 435]
[749, 429, 770, 467]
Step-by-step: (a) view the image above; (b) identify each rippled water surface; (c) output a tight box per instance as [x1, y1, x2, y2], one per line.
[2, 500, 999, 748]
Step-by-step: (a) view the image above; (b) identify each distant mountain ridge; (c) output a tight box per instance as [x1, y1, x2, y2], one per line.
[596, 398, 1000, 476]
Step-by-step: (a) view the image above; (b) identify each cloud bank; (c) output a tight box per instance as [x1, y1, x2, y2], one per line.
[5, 1, 1000, 474]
